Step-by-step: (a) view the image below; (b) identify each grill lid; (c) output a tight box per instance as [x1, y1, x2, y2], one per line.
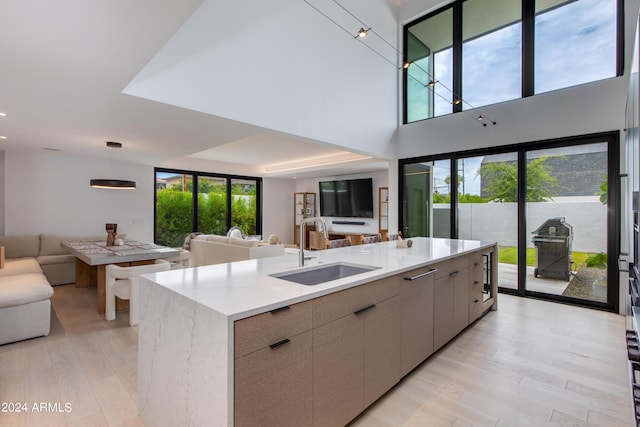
[531, 217, 573, 237]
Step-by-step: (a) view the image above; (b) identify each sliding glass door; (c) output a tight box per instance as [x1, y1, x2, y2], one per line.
[524, 143, 610, 303]
[456, 153, 519, 291]
[402, 160, 451, 238]
[400, 132, 619, 311]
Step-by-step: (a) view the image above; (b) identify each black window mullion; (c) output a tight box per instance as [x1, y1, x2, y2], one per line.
[192, 175, 199, 233]
[522, 0, 535, 97]
[517, 148, 527, 296]
[451, 157, 459, 238]
[452, 1, 463, 113]
[226, 177, 233, 232]
[617, 0, 625, 77]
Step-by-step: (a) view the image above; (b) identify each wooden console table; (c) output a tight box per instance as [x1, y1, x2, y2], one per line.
[62, 240, 179, 314]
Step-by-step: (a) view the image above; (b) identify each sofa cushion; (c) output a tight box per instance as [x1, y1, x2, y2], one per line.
[0, 273, 53, 308]
[0, 235, 40, 258]
[40, 234, 103, 256]
[0, 258, 43, 277]
[202, 235, 229, 244]
[228, 237, 258, 247]
[37, 254, 76, 266]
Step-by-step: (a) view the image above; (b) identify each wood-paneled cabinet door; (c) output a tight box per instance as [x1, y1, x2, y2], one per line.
[363, 295, 401, 407]
[313, 314, 364, 427]
[399, 267, 435, 377]
[434, 272, 456, 351]
[234, 331, 313, 427]
[452, 268, 470, 335]
[468, 251, 485, 323]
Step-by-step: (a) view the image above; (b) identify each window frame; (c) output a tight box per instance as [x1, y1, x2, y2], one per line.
[397, 130, 620, 312]
[403, 0, 624, 124]
[154, 167, 262, 245]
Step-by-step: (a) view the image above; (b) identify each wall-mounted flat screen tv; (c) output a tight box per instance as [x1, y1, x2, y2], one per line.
[319, 178, 374, 218]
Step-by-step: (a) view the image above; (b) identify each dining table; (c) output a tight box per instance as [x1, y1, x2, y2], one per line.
[61, 239, 180, 314]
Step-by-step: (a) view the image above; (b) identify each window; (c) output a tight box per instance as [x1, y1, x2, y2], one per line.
[399, 132, 619, 312]
[155, 169, 261, 247]
[534, 0, 617, 94]
[403, 0, 621, 123]
[462, 0, 521, 109]
[405, 8, 453, 122]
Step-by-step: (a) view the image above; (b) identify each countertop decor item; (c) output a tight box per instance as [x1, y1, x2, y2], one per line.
[106, 223, 117, 247]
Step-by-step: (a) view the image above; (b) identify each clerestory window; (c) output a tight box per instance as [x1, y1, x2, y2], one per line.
[404, 0, 621, 124]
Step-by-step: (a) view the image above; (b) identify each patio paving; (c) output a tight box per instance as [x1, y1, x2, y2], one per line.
[498, 262, 569, 295]
[497, 262, 607, 303]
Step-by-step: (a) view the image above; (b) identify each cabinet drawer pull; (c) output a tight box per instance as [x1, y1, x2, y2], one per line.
[354, 304, 376, 315]
[269, 338, 290, 349]
[270, 306, 290, 314]
[404, 268, 437, 281]
[473, 280, 480, 285]
[449, 270, 460, 277]
[474, 299, 480, 303]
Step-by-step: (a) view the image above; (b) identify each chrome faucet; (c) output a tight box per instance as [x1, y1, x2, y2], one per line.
[299, 217, 328, 267]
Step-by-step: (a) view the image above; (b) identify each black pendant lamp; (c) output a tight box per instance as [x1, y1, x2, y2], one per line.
[90, 141, 136, 190]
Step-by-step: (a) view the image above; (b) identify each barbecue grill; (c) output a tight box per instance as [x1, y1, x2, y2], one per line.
[531, 217, 573, 281]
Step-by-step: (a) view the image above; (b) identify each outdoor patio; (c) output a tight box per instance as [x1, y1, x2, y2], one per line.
[498, 262, 607, 303]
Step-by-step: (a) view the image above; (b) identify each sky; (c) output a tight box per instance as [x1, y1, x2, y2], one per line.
[407, 0, 617, 121]
[412, 0, 617, 194]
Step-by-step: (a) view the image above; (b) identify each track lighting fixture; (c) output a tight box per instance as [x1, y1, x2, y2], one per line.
[303, 0, 497, 127]
[355, 27, 369, 38]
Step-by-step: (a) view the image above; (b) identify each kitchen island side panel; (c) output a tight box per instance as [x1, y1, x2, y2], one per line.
[138, 278, 232, 427]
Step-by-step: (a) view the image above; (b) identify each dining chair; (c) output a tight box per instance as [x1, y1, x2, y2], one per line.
[165, 249, 191, 269]
[326, 237, 352, 249]
[362, 234, 382, 245]
[105, 259, 171, 325]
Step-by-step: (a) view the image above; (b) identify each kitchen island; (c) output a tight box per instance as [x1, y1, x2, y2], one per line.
[137, 237, 497, 427]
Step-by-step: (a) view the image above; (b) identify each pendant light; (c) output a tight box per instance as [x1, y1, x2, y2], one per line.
[90, 141, 136, 190]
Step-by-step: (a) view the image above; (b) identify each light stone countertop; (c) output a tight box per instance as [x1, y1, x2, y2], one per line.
[142, 236, 496, 321]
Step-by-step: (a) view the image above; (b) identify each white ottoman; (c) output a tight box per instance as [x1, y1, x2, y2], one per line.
[0, 272, 54, 345]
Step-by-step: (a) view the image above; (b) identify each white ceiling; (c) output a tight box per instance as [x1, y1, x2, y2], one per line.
[0, 0, 441, 178]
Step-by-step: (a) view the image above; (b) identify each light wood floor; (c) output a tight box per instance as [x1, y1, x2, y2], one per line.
[0, 285, 634, 427]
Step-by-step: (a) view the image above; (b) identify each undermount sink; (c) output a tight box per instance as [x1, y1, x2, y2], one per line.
[270, 262, 380, 286]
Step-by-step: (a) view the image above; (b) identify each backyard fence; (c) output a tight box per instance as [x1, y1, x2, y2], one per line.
[434, 200, 606, 253]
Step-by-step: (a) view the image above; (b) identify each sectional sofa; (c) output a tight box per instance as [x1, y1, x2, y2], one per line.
[0, 234, 101, 345]
[189, 234, 285, 267]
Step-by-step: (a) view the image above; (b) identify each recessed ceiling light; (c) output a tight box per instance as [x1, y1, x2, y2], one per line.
[0, 136, 7, 140]
[0, 113, 6, 117]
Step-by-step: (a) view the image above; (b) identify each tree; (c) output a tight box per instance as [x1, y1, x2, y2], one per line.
[596, 175, 607, 205]
[479, 156, 559, 202]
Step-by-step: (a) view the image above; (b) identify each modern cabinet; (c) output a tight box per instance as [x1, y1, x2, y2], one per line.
[378, 187, 388, 236]
[312, 313, 364, 427]
[234, 301, 313, 427]
[233, 246, 496, 427]
[312, 275, 400, 427]
[468, 251, 486, 323]
[399, 265, 436, 377]
[433, 256, 469, 351]
[294, 192, 316, 248]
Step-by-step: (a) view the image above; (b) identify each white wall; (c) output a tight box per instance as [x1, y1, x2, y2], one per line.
[5, 149, 154, 241]
[2, 148, 310, 245]
[124, 0, 399, 159]
[0, 150, 4, 236]
[262, 177, 296, 243]
[455, 201, 607, 253]
[294, 170, 390, 237]
[396, 77, 628, 159]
